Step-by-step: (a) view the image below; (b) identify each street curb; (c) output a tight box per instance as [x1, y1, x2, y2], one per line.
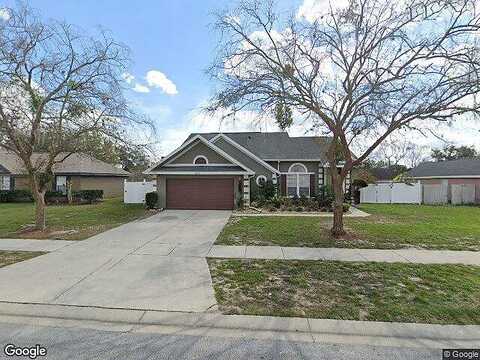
[0, 302, 478, 348]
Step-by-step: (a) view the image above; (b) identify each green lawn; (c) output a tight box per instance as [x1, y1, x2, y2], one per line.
[216, 204, 480, 250]
[0, 198, 151, 240]
[0, 251, 46, 268]
[208, 259, 480, 324]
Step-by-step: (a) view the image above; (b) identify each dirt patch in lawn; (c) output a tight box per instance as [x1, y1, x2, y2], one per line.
[208, 259, 480, 324]
[0, 251, 46, 268]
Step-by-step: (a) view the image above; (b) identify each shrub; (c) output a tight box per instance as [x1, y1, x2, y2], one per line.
[250, 178, 277, 203]
[0, 190, 33, 203]
[145, 191, 158, 209]
[73, 190, 103, 203]
[299, 194, 309, 206]
[45, 190, 64, 198]
[316, 185, 335, 207]
[45, 191, 67, 204]
[343, 203, 350, 212]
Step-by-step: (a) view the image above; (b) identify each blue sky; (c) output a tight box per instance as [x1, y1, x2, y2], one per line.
[2, 0, 479, 156]
[4, 0, 300, 154]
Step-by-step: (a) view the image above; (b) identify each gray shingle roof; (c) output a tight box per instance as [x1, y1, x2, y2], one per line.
[0, 164, 10, 174]
[0, 151, 130, 177]
[408, 159, 480, 178]
[188, 132, 331, 162]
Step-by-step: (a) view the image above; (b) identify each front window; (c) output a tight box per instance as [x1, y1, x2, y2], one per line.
[56, 176, 67, 195]
[286, 163, 310, 197]
[0, 176, 10, 190]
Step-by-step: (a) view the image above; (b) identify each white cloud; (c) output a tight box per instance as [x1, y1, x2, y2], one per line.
[296, 0, 349, 22]
[132, 83, 150, 93]
[145, 70, 178, 95]
[0, 8, 10, 21]
[122, 72, 135, 84]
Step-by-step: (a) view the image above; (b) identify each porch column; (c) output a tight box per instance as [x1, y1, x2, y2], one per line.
[318, 165, 325, 186]
[318, 165, 325, 195]
[344, 171, 351, 193]
[243, 175, 250, 207]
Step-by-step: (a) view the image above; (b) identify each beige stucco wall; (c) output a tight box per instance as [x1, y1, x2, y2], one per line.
[171, 142, 232, 164]
[13, 176, 31, 190]
[70, 176, 125, 198]
[13, 175, 125, 198]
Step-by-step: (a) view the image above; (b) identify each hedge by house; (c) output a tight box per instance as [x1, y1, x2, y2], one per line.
[0, 190, 34, 203]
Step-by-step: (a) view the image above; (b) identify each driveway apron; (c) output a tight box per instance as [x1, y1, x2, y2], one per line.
[0, 210, 231, 312]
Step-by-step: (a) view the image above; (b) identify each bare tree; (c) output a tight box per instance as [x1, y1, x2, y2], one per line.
[0, 3, 151, 230]
[207, 0, 480, 237]
[372, 137, 428, 167]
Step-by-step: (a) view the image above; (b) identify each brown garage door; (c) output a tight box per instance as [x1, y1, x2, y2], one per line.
[166, 178, 234, 210]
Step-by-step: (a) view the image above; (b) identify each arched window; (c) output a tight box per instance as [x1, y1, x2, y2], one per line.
[193, 155, 208, 165]
[288, 163, 307, 173]
[287, 163, 310, 197]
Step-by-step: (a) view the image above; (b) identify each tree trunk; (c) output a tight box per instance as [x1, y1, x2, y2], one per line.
[331, 173, 346, 238]
[31, 177, 47, 231]
[67, 180, 73, 204]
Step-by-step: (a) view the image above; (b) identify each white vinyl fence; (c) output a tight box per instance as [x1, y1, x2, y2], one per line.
[451, 184, 476, 205]
[124, 180, 157, 204]
[422, 184, 448, 204]
[360, 183, 422, 204]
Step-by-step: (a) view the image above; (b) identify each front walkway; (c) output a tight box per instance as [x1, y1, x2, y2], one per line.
[0, 210, 231, 312]
[208, 245, 480, 265]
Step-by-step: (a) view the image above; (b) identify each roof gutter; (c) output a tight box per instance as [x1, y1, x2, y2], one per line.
[412, 175, 480, 179]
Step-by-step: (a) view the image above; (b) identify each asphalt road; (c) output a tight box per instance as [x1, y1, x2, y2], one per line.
[0, 322, 441, 360]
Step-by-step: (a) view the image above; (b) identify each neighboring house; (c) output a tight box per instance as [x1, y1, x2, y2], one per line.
[369, 167, 399, 183]
[408, 158, 480, 204]
[0, 151, 130, 198]
[145, 132, 351, 210]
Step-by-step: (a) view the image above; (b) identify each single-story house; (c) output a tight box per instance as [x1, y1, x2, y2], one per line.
[408, 158, 480, 203]
[145, 132, 351, 210]
[0, 151, 130, 198]
[368, 167, 400, 183]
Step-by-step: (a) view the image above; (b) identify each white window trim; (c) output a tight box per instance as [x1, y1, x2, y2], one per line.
[288, 162, 308, 173]
[286, 163, 310, 197]
[193, 155, 209, 165]
[0, 175, 11, 191]
[256, 175, 267, 186]
[286, 173, 311, 198]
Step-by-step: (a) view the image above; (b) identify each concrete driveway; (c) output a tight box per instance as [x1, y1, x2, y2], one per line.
[0, 210, 231, 312]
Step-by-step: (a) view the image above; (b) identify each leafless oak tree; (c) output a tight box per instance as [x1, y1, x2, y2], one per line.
[0, 4, 151, 230]
[207, 0, 480, 236]
[372, 137, 428, 167]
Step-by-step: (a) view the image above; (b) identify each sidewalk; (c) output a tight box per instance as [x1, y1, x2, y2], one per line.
[207, 245, 480, 265]
[0, 302, 478, 349]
